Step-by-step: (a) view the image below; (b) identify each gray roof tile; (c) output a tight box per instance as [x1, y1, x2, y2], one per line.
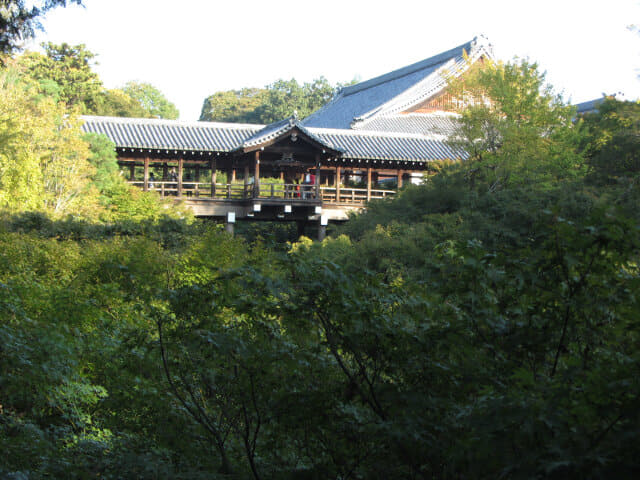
[80, 116, 463, 163]
[354, 113, 459, 136]
[310, 128, 464, 162]
[81, 115, 263, 152]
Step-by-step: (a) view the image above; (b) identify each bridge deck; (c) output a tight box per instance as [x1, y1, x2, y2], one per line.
[132, 181, 395, 221]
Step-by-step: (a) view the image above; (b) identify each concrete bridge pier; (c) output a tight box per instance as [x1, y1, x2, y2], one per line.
[317, 215, 328, 241]
[225, 212, 235, 236]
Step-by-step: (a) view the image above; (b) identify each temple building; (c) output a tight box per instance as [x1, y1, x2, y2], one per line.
[80, 36, 493, 235]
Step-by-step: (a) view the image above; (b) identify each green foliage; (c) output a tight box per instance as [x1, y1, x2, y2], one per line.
[121, 81, 179, 119]
[0, 1, 82, 56]
[200, 77, 340, 124]
[83, 132, 121, 193]
[16, 43, 180, 119]
[17, 42, 103, 112]
[199, 87, 268, 123]
[448, 58, 583, 191]
[94, 88, 148, 118]
[581, 97, 640, 179]
[0, 69, 99, 215]
[253, 77, 335, 124]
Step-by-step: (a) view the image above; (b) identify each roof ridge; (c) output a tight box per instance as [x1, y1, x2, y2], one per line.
[308, 126, 450, 141]
[339, 38, 476, 97]
[80, 115, 265, 130]
[389, 111, 461, 118]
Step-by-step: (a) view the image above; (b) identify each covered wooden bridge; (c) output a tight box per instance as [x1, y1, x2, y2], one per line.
[81, 114, 461, 235]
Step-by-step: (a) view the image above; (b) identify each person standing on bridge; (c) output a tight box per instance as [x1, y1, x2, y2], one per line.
[169, 167, 178, 195]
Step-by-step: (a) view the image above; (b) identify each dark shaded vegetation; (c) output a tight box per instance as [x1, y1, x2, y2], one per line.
[1, 52, 640, 480]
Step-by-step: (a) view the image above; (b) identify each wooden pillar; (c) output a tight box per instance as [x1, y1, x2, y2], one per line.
[177, 158, 183, 198]
[279, 171, 284, 181]
[366, 166, 372, 201]
[397, 169, 403, 189]
[129, 164, 135, 181]
[254, 151, 261, 198]
[143, 157, 150, 192]
[336, 165, 341, 203]
[231, 169, 236, 183]
[315, 154, 321, 199]
[210, 158, 217, 198]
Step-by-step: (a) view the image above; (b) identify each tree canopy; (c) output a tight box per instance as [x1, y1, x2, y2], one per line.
[121, 81, 179, 119]
[0, 0, 82, 56]
[581, 96, 640, 179]
[200, 76, 348, 124]
[15, 42, 180, 118]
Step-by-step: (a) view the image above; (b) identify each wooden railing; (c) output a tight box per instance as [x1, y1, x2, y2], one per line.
[319, 187, 395, 204]
[129, 181, 395, 204]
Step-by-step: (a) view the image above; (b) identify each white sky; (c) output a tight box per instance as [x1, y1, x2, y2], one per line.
[26, 0, 640, 121]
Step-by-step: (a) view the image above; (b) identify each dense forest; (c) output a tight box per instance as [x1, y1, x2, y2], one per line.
[1, 4, 640, 479]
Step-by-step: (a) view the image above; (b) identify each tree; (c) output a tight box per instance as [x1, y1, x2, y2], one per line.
[16, 42, 103, 112]
[199, 77, 340, 124]
[93, 88, 148, 118]
[448, 58, 582, 191]
[0, 0, 82, 56]
[16, 45, 180, 119]
[0, 68, 98, 214]
[199, 87, 268, 123]
[122, 81, 179, 119]
[83, 131, 122, 193]
[581, 97, 640, 179]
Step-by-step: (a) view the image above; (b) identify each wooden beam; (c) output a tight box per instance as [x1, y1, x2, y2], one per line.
[143, 157, 150, 192]
[177, 158, 183, 198]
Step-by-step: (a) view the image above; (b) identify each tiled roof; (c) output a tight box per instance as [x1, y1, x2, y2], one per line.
[353, 113, 459, 137]
[80, 116, 463, 163]
[81, 115, 263, 152]
[574, 98, 604, 115]
[235, 115, 343, 153]
[312, 127, 464, 162]
[302, 36, 492, 129]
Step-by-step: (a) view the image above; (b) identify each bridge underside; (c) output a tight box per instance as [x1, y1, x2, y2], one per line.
[181, 196, 362, 221]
